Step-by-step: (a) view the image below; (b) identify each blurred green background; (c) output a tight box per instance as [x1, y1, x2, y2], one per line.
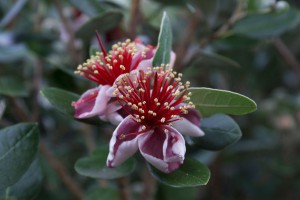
[1, 0, 300, 199]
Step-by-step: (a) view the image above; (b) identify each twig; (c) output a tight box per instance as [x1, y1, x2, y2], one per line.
[53, 0, 79, 64]
[7, 97, 29, 122]
[129, 0, 141, 38]
[117, 177, 131, 200]
[40, 142, 84, 200]
[31, 59, 43, 121]
[271, 37, 300, 79]
[139, 164, 156, 200]
[175, 8, 203, 72]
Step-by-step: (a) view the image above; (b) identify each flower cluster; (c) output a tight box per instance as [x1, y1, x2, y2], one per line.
[72, 33, 155, 125]
[72, 35, 203, 173]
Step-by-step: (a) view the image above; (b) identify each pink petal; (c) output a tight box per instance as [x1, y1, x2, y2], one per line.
[173, 108, 205, 137]
[99, 102, 123, 125]
[107, 116, 150, 167]
[72, 85, 111, 118]
[138, 126, 186, 173]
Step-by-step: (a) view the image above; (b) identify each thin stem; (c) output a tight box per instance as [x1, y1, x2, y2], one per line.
[5, 187, 10, 200]
[175, 8, 203, 72]
[129, 0, 141, 38]
[139, 164, 156, 200]
[40, 142, 84, 200]
[271, 37, 300, 80]
[117, 177, 131, 200]
[52, 0, 79, 64]
[31, 59, 43, 121]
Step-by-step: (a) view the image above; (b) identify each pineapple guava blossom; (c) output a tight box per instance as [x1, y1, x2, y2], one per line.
[72, 34, 168, 125]
[107, 67, 204, 173]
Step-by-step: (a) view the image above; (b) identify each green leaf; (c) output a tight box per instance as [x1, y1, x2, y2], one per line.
[41, 87, 103, 125]
[84, 187, 118, 200]
[192, 114, 242, 150]
[75, 147, 136, 179]
[0, 76, 29, 97]
[148, 158, 210, 187]
[0, 158, 43, 200]
[41, 87, 78, 115]
[76, 11, 123, 41]
[188, 87, 257, 117]
[153, 11, 172, 67]
[0, 123, 39, 190]
[232, 9, 300, 38]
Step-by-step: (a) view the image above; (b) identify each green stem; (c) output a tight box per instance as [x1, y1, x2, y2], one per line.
[5, 187, 10, 200]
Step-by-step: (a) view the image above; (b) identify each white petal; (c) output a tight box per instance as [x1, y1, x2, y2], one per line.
[173, 118, 204, 137]
[107, 116, 145, 167]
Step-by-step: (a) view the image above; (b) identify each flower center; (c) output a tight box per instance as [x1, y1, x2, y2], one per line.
[114, 67, 194, 130]
[75, 33, 148, 86]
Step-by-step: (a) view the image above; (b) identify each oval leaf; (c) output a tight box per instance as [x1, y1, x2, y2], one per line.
[148, 158, 210, 187]
[0, 123, 39, 190]
[188, 87, 257, 116]
[41, 87, 103, 125]
[192, 114, 242, 150]
[76, 11, 123, 41]
[232, 9, 300, 38]
[68, 0, 105, 17]
[75, 147, 136, 179]
[153, 11, 172, 67]
[0, 158, 43, 200]
[0, 77, 28, 97]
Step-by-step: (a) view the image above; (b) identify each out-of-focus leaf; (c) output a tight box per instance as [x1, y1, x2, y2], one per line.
[76, 11, 123, 41]
[40, 87, 103, 125]
[84, 187, 118, 200]
[68, 0, 106, 17]
[0, 44, 28, 63]
[191, 50, 240, 68]
[232, 9, 300, 38]
[0, 158, 43, 200]
[153, 12, 172, 67]
[0, 77, 28, 97]
[148, 158, 210, 187]
[75, 147, 136, 179]
[0, 123, 39, 190]
[192, 114, 242, 150]
[189, 87, 257, 117]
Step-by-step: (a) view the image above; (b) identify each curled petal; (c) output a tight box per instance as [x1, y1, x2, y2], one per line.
[138, 126, 186, 173]
[173, 108, 205, 137]
[107, 116, 147, 167]
[169, 51, 176, 69]
[72, 85, 110, 118]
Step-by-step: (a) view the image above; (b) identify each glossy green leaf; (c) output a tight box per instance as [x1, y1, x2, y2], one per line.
[188, 87, 257, 116]
[41, 87, 79, 116]
[0, 123, 39, 190]
[75, 147, 136, 179]
[0, 158, 43, 200]
[84, 187, 118, 200]
[149, 158, 210, 187]
[0, 76, 29, 97]
[41, 87, 103, 125]
[232, 9, 300, 38]
[192, 114, 242, 150]
[153, 12, 172, 67]
[76, 11, 123, 41]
